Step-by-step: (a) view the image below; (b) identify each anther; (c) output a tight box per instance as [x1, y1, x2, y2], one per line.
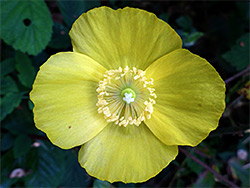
[96, 66, 157, 127]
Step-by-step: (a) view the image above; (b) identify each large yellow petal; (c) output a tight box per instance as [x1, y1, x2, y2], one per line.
[30, 52, 108, 149]
[78, 123, 178, 183]
[145, 49, 225, 146]
[69, 6, 182, 70]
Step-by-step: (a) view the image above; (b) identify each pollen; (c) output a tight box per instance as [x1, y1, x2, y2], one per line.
[96, 66, 156, 127]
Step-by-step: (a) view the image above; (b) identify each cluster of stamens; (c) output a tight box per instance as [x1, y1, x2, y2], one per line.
[96, 66, 157, 127]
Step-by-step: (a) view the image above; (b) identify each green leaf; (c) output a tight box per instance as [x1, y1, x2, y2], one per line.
[93, 179, 114, 188]
[15, 51, 36, 88]
[109, 0, 118, 9]
[1, 92, 22, 121]
[159, 13, 169, 22]
[60, 151, 92, 187]
[176, 15, 192, 31]
[116, 182, 136, 188]
[25, 142, 66, 187]
[0, 0, 53, 55]
[229, 158, 250, 187]
[48, 22, 71, 49]
[186, 151, 204, 175]
[28, 100, 34, 111]
[57, 0, 100, 27]
[222, 33, 249, 71]
[1, 58, 15, 76]
[1, 76, 19, 95]
[1, 133, 15, 151]
[184, 32, 203, 44]
[191, 171, 215, 188]
[0, 150, 19, 188]
[1, 105, 38, 135]
[13, 135, 32, 158]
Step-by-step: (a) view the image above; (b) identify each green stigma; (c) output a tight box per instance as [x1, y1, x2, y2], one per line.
[121, 88, 136, 104]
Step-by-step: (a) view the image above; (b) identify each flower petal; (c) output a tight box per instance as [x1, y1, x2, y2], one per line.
[78, 123, 178, 183]
[145, 49, 226, 146]
[69, 6, 182, 70]
[30, 52, 108, 149]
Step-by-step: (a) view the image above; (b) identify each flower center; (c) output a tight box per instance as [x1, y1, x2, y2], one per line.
[121, 88, 136, 104]
[96, 66, 157, 127]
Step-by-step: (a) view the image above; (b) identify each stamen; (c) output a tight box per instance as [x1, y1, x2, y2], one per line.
[96, 67, 157, 127]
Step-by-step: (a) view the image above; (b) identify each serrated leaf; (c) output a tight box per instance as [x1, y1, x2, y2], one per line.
[25, 142, 66, 187]
[1, 58, 15, 76]
[15, 51, 36, 88]
[13, 135, 32, 158]
[0, 92, 22, 121]
[48, 22, 71, 49]
[93, 179, 113, 188]
[222, 33, 249, 71]
[1, 133, 15, 152]
[60, 151, 91, 187]
[1, 76, 19, 95]
[57, 0, 100, 27]
[1, 0, 53, 55]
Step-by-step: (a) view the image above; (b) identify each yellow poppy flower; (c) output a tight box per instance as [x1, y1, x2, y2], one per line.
[30, 6, 225, 183]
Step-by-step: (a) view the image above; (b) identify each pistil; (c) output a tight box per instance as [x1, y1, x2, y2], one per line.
[96, 66, 156, 127]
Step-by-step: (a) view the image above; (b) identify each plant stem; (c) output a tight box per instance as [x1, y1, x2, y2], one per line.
[179, 147, 239, 188]
[224, 66, 250, 85]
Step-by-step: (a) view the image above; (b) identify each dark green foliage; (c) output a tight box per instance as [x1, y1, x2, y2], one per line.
[222, 33, 250, 71]
[176, 15, 203, 47]
[1, 1, 249, 188]
[1, 76, 19, 95]
[93, 179, 114, 188]
[228, 158, 250, 187]
[60, 151, 92, 187]
[1, 133, 15, 152]
[1, 58, 15, 76]
[191, 171, 215, 188]
[15, 52, 36, 88]
[25, 142, 66, 187]
[57, 0, 100, 27]
[0, 0, 53, 55]
[48, 22, 71, 49]
[1, 92, 22, 121]
[176, 16, 193, 32]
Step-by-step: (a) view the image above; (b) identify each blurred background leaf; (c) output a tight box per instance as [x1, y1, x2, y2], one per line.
[60, 151, 92, 187]
[24, 141, 66, 187]
[191, 171, 215, 188]
[0, 0, 53, 55]
[57, 0, 100, 27]
[1, 58, 15, 76]
[1, 76, 19, 95]
[228, 157, 250, 187]
[15, 52, 36, 89]
[222, 33, 249, 71]
[176, 15, 203, 47]
[93, 179, 114, 188]
[0, 93, 22, 121]
[48, 22, 71, 49]
[13, 135, 32, 158]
